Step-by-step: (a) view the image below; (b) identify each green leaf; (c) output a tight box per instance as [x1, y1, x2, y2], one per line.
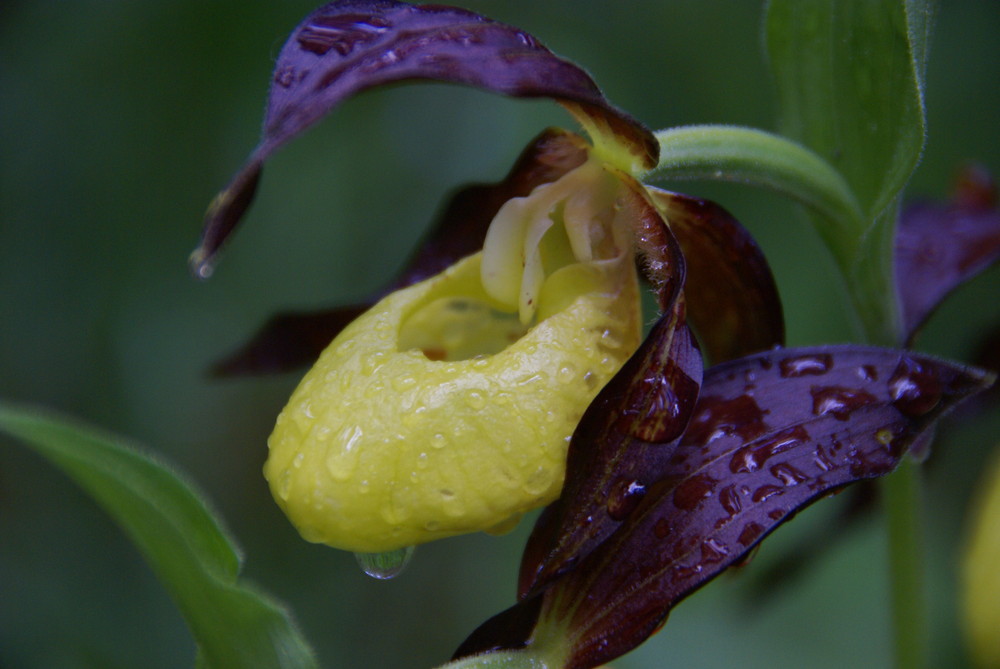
[0, 402, 318, 669]
[765, 0, 933, 344]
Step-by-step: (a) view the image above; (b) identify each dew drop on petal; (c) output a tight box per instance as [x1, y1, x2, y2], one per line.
[557, 363, 577, 385]
[354, 546, 415, 580]
[465, 390, 486, 410]
[277, 468, 292, 501]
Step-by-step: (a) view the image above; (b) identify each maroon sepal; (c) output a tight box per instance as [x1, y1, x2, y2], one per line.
[193, 0, 655, 274]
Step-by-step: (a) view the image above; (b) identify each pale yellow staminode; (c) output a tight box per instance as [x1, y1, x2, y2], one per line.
[265, 158, 641, 553]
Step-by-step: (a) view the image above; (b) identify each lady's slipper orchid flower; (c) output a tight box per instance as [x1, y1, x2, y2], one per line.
[193, 0, 782, 560]
[195, 2, 996, 665]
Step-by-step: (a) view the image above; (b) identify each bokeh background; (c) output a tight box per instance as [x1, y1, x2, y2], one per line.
[2, 1, 998, 667]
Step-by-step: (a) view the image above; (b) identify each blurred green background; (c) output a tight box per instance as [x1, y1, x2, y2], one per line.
[1, 1, 998, 667]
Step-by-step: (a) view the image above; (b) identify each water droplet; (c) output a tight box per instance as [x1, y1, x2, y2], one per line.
[440, 488, 466, 518]
[354, 546, 415, 580]
[362, 352, 387, 375]
[276, 468, 292, 501]
[465, 390, 486, 410]
[514, 30, 536, 47]
[673, 473, 716, 510]
[737, 521, 765, 547]
[523, 466, 553, 496]
[858, 365, 879, 382]
[719, 484, 742, 518]
[672, 562, 704, 582]
[557, 363, 577, 384]
[620, 369, 699, 443]
[685, 394, 769, 446]
[431, 433, 447, 449]
[600, 329, 623, 350]
[770, 462, 809, 486]
[273, 65, 297, 88]
[813, 444, 834, 471]
[700, 537, 730, 564]
[392, 374, 417, 392]
[606, 478, 646, 520]
[292, 452, 305, 468]
[729, 426, 809, 473]
[810, 386, 878, 421]
[326, 425, 363, 481]
[779, 353, 833, 378]
[188, 249, 215, 280]
[888, 357, 943, 417]
[298, 14, 391, 57]
[380, 500, 410, 525]
[752, 484, 784, 503]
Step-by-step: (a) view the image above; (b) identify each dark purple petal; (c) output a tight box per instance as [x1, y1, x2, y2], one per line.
[624, 179, 686, 312]
[211, 129, 586, 376]
[192, 0, 656, 275]
[518, 299, 703, 599]
[457, 346, 993, 668]
[896, 164, 1000, 345]
[647, 186, 785, 363]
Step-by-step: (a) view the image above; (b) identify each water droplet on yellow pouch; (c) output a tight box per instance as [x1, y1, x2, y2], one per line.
[523, 466, 553, 496]
[557, 363, 577, 384]
[440, 489, 466, 518]
[325, 425, 363, 481]
[392, 374, 417, 392]
[361, 351, 386, 376]
[600, 328, 623, 349]
[465, 390, 486, 410]
[277, 468, 292, 501]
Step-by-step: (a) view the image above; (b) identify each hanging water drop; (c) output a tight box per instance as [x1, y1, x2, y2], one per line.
[354, 546, 415, 580]
[188, 248, 215, 280]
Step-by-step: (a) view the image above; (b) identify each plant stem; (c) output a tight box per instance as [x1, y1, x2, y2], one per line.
[882, 461, 927, 669]
[649, 125, 865, 269]
[857, 204, 924, 669]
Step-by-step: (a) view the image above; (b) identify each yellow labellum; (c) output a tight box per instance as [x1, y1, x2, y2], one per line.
[265, 252, 639, 552]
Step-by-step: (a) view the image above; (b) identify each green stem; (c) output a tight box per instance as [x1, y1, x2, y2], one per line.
[650, 124, 903, 344]
[648, 125, 865, 269]
[883, 461, 927, 669]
